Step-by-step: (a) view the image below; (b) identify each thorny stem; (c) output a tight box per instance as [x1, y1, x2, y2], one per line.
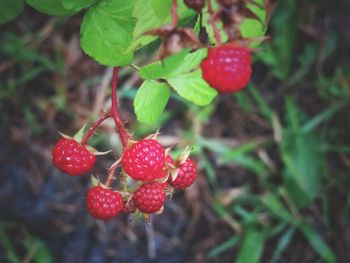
[81, 113, 111, 145]
[105, 158, 120, 188]
[171, 0, 178, 27]
[206, 0, 222, 46]
[81, 67, 131, 149]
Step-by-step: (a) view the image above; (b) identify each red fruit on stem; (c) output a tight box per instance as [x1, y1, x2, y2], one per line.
[52, 138, 96, 176]
[122, 139, 165, 181]
[133, 182, 166, 214]
[86, 186, 124, 220]
[201, 44, 252, 93]
[169, 158, 197, 189]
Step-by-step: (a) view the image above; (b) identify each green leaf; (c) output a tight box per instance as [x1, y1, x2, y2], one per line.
[60, 0, 97, 11]
[281, 98, 325, 207]
[0, 0, 24, 25]
[299, 222, 336, 263]
[134, 80, 170, 124]
[73, 124, 87, 142]
[301, 104, 343, 133]
[80, 0, 137, 66]
[203, 0, 267, 47]
[270, 227, 295, 263]
[208, 236, 240, 258]
[240, 0, 267, 41]
[24, 238, 53, 263]
[167, 70, 217, 106]
[129, 0, 195, 51]
[140, 49, 207, 80]
[236, 227, 265, 263]
[262, 193, 294, 223]
[27, 0, 76, 16]
[140, 49, 190, 80]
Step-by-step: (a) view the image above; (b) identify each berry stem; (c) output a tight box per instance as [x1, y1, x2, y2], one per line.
[171, 0, 178, 27]
[81, 67, 131, 148]
[110, 67, 131, 149]
[81, 113, 111, 145]
[206, 0, 222, 46]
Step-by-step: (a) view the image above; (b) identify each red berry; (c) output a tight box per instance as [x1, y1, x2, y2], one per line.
[52, 138, 96, 176]
[133, 182, 166, 214]
[201, 45, 252, 93]
[86, 186, 124, 220]
[169, 158, 197, 189]
[122, 139, 165, 181]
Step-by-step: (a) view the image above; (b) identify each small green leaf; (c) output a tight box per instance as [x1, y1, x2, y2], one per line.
[281, 98, 325, 207]
[24, 238, 53, 263]
[60, 0, 97, 11]
[203, 0, 267, 47]
[73, 124, 87, 142]
[299, 222, 336, 263]
[27, 0, 76, 16]
[134, 80, 170, 124]
[80, 0, 137, 66]
[0, 0, 24, 25]
[270, 227, 295, 263]
[140, 49, 190, 80]
[262, 193, 294, 223]
[129, 0, 195, 52]
[236, 227, 265, 263]
[140, 49, 207, 80]
[167, 70, 217, 106]
[208, 236, 240, 258]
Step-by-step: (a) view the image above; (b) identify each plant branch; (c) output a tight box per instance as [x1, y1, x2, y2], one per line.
[81, 68, 131, 149]
[172, 0, 179, 27]
[110, 67, 131, 149]
[81, 113, 111, 145]
[206, 0, 222, 45]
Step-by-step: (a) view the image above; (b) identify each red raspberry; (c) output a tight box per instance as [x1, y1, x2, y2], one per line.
[201, 45, 252, 93]
[52, 138, 96, 176]
[133, 182, 166, 214]
[86, 186, 124, 220]
[169, 158, 197, 189]
[122, 139, 165, 181]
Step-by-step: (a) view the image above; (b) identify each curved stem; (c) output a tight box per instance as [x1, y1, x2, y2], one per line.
[206, 0, 222, 46]
[81, 113, 111, 145]
[171, 0, 178, 27]
[81, 67, 131, 149]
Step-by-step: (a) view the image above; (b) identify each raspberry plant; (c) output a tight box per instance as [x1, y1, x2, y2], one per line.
[1, 0, 274, 221]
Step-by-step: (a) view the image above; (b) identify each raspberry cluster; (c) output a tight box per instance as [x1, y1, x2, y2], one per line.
[52, 136, 197, 221]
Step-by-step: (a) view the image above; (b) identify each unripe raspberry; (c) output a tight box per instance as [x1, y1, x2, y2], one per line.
[86, 186, 124, 220]
[133, 182, 166, 214]
[201, 44, 252, 93]
[122, 139, 165, 181]
[169, 158, 197, 189]
[52, 138, 96, 176]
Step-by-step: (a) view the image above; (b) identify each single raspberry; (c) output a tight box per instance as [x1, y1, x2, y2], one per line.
[86, 186, 124, 220]
[122, 139, 165, 181]
[169, 158, 197, 189]
[52, 138, 96, 176]
[201, 44, 252, 93]
[133, 182, 166, 214]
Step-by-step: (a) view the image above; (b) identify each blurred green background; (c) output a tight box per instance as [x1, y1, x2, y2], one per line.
[0, 0, 350, 262]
